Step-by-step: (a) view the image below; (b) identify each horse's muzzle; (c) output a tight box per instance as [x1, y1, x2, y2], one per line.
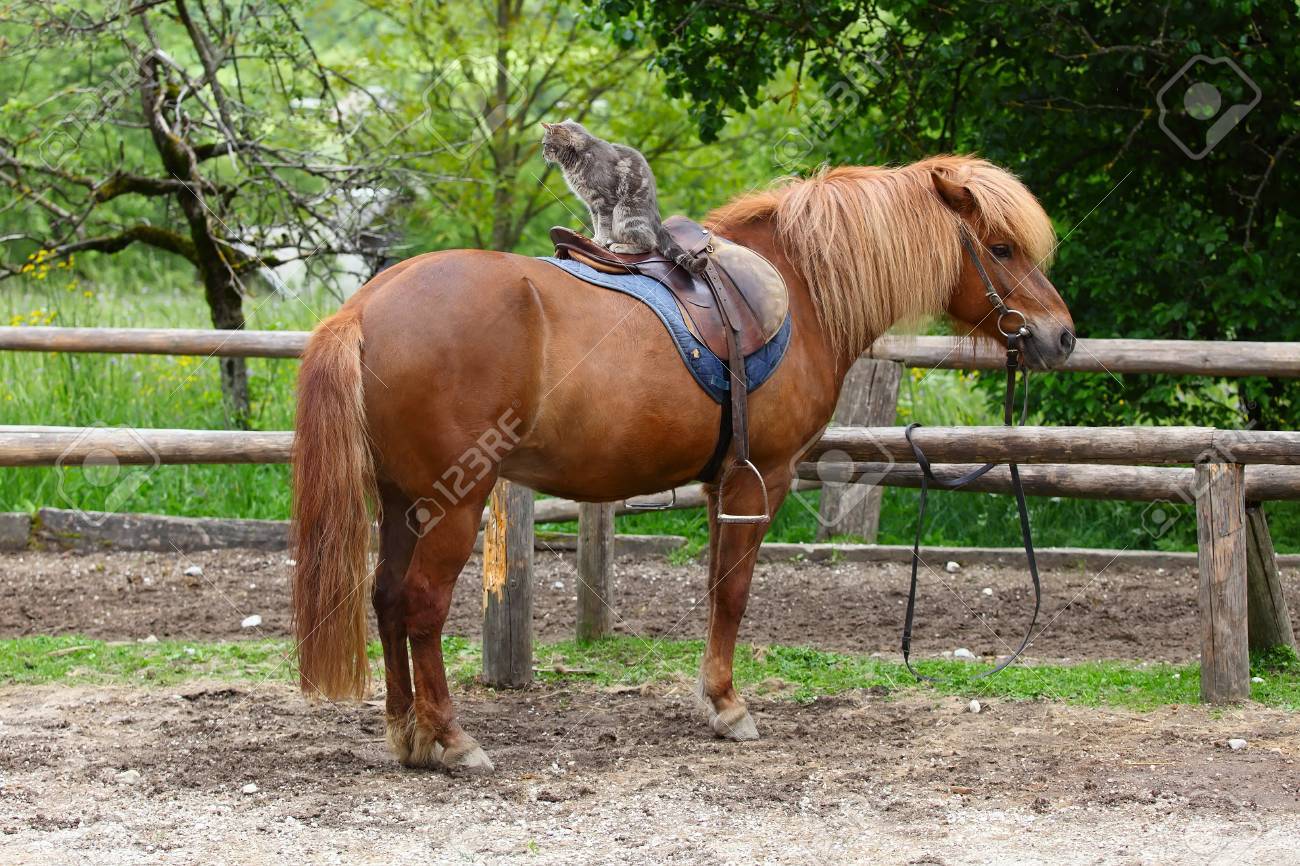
[1023, 326, 1076, 370]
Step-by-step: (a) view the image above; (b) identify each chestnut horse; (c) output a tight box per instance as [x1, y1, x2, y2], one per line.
[291, 155, 1075, 772]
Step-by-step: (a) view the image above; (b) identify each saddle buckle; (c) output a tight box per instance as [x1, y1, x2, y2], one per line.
[716, 459, 771, 525]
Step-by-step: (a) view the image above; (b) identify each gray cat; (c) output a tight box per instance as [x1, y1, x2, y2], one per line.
[541, 120, 704, 273]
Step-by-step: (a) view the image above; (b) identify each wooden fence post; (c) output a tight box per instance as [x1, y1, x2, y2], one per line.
[817, 359, 903, 541]
[1196, 463, 1250, 703]
[482, 479, 533, 688]
[576, 502, 616, 641]
[1245, 505, 1297, 653]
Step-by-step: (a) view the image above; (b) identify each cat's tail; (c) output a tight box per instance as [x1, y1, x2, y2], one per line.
[657, 224, 708, 275]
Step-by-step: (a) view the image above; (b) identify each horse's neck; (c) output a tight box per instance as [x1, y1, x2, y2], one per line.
[713, 216, 857, 412]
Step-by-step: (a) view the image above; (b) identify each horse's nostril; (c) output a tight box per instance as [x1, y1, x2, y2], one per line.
[1059, 330, 1076, 353]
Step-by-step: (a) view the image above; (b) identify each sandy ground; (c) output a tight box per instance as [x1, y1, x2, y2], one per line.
[3, 548, 1299, 864]
[1, 683, 1298, 865]
[6, 547, 1296, 662]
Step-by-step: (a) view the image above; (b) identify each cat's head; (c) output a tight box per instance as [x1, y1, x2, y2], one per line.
[540, 119, 592, 163]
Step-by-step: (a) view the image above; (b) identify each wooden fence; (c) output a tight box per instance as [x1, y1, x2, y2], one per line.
[2, 325, 1299, 702]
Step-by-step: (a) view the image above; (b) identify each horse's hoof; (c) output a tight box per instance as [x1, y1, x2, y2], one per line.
[440, 741, 495, 774]
[710, 706, 760, 741]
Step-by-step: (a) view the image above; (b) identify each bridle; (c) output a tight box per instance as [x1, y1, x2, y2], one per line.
[899, 225, 1043, 681]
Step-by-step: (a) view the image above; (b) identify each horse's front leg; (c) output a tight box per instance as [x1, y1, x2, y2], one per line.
[698, 467, 791, 741]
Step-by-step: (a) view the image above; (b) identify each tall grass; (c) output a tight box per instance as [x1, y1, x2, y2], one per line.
[3, 275, 1295, 551]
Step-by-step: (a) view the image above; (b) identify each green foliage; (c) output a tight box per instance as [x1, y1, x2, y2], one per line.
[1252, 644, 1300, 676]
[7, 634, 1298, 711]
[597, 0, 1300, 428]
[348, 0, 789, 255]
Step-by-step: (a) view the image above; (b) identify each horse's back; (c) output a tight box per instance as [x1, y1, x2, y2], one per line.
[348, 249, 718, 500]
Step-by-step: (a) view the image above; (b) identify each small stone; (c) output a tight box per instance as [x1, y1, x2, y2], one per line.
[968, 700, 982, 714]
[242, 782, 259, 794]
[116, 769, 141, 785]
[1228, 739, 1247, 751]
[240, 614, 262, 629]
[551, 581, 564, 590]
[953, 648, 976, 660]
[1251, 676, 1265, 684]
[139, 635, 158, 644]
[184, 565, 204, 578]
[945, 561, 961, 574]
[981, 587, 993, 596]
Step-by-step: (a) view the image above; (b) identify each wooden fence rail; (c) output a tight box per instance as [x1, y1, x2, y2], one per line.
[4, 326, 1300, 377]
[5, 325, 1300, 703]
[794, 462, 1300, 503]
[6, 424, 1298, 469]
[3, 422, 1295, 701]
[866, 334, 1300, 377]
[0, 326, 307, 358]
[809, 426, 1300, 466]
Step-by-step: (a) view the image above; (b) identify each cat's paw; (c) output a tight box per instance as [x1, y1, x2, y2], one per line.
[678, 254, 708, 274]
[608, 243, 650, 254]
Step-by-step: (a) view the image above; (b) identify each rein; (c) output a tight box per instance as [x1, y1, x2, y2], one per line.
[900, 228, 1042, 681]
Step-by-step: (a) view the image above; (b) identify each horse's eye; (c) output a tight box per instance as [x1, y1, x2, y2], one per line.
[989, 244, 1013, 260]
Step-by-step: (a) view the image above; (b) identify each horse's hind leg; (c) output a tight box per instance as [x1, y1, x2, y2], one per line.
[374, 483, 418, 762]
[397, 489, 495, 773]
[698, 468, 791, 741]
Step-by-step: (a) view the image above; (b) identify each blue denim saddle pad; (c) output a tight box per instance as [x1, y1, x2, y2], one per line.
[539, 256, 792, 404]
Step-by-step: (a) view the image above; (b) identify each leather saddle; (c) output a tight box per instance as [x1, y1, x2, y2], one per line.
[551, 215, 786, 524]
[549, 215, 787, 362]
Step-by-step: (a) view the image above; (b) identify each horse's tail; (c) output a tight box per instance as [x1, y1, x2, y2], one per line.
[291, 307, 375, 701]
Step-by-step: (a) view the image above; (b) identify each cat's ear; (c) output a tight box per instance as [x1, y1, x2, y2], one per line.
[540, 121, 554, 131]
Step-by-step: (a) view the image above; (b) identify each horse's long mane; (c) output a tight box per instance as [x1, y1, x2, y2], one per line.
[706, 155, 1056, 359]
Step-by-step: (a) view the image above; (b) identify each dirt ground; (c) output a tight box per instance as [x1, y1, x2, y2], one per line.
[5, 547, 1297, 662]
[3, 548, 1300, 864]
[1, 683, 1298, 865]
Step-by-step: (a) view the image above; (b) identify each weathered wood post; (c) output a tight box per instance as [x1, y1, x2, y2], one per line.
[576, 502, 616, 641]
[1195, 462, 1250, 703]
[817, 358, 903, 541]
[1244, 505, 1297, 653]
[482, 479, 533, 688]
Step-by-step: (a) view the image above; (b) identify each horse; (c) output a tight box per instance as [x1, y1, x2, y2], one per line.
[290, 154, 1076, 772]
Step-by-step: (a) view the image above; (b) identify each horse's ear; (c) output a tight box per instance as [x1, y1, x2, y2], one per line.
[931, 169, 975, 215]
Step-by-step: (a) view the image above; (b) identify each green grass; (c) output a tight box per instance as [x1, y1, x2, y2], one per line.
[5, 634, 1298, 711]
[5, 274, 1299, 552]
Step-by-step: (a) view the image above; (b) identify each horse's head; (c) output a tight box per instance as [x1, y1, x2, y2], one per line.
[932, 166, 1075, 370]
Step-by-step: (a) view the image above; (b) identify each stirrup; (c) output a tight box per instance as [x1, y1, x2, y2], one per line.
[716, 459, 770, 525]
[625, 487, 677, 511]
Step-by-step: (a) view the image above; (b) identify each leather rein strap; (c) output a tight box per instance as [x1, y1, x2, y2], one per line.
[900, 228, 1043, 681]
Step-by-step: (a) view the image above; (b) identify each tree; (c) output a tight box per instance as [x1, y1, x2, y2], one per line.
[360, 0, 777, 255]
[0, 1, 419, 423]
[597, 0, 1299, 428]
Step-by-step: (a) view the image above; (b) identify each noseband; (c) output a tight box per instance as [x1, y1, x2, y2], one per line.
[899, 227, 1042, 681]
